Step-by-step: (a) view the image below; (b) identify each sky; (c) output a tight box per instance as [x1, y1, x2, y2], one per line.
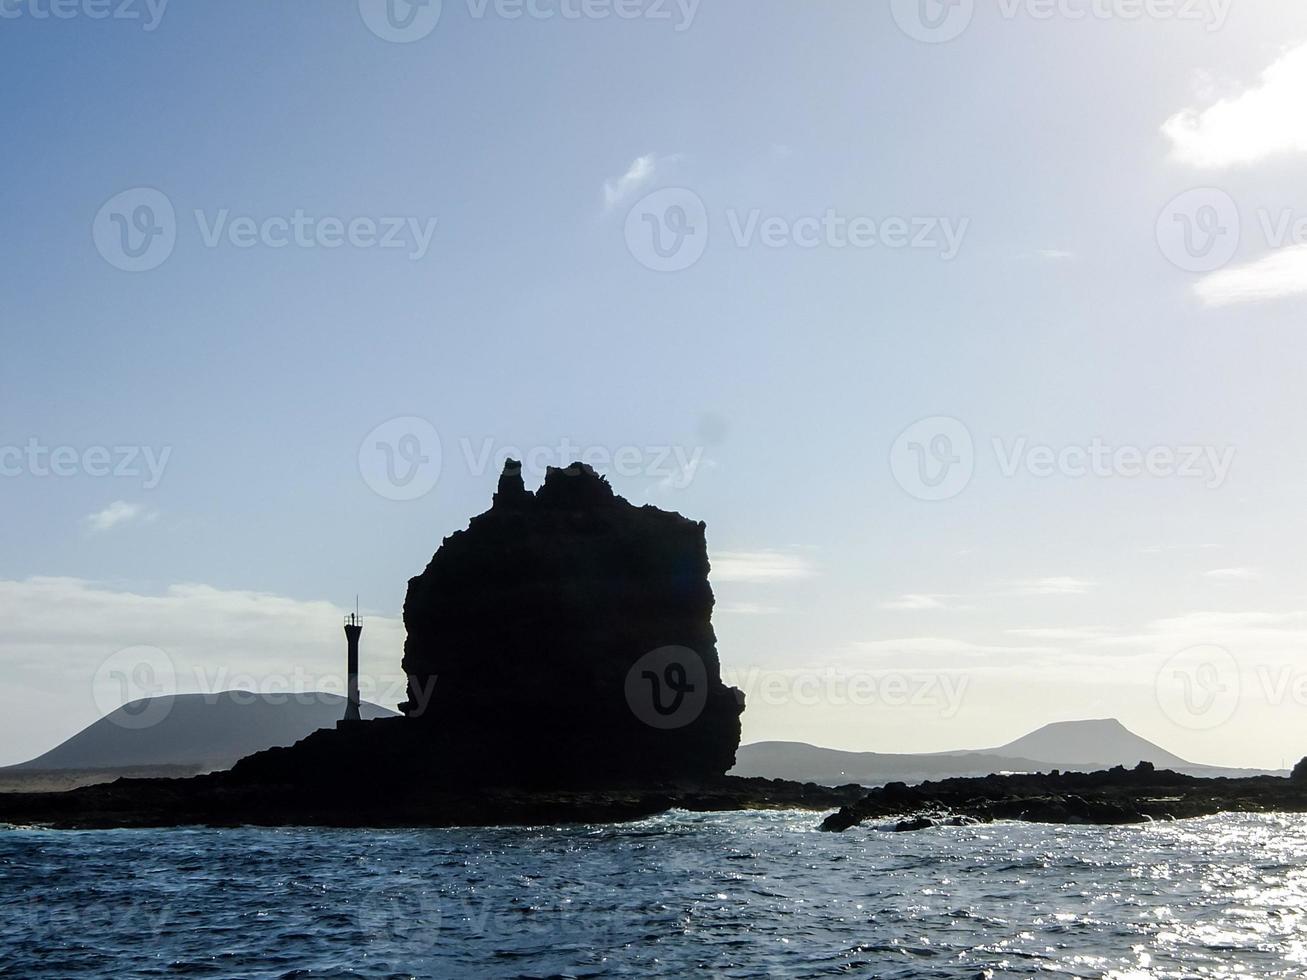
[4, 0, 1307, 769]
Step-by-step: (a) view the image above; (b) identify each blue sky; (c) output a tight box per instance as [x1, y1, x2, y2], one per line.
[5, 1, 1307, 768]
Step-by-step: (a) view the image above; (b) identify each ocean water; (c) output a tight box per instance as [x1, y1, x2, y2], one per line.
[2, 811, 1305, 979]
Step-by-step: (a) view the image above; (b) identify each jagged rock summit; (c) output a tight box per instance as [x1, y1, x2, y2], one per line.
[398, 459, 745, 785]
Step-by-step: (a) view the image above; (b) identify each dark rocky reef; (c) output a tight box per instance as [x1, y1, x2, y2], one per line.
[396, 459, 744, 786]
[0, 765, 866, 830]
[820, 763, 1307, 832]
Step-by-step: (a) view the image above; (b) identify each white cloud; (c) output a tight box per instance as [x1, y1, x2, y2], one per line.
[879, 593, 964, 611]
[1163, 43, 1307, 168]
[1205, 567, 1261, 580]
[1006, 626, 1113, 643]
[881, 579, 1092, 611]
[85, 501, 155, 533]
[1088, 609, 1307, 655]
[717, 602, 782, 616]
[1140, 543, 1222, 554]
[852, 636, 1060, 669]
[602, 153, 681, 211]
[1004, 577, 1095, 597]
[1037, 249, 1075, 261]
[857, 636, 1052, 655]
[711, 550, 816, 583]
[1195, 246, 1307, 307]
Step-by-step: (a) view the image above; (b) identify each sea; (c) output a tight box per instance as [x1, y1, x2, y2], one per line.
[2, 810, 1305, 979]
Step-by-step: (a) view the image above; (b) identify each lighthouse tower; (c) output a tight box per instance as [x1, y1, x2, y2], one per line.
[342, 609, 362, 723]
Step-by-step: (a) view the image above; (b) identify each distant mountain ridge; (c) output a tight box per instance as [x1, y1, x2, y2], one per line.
[732, 719, 1282, 787]
[10, 706, 1280, 793]
[8, 692, 397, 773]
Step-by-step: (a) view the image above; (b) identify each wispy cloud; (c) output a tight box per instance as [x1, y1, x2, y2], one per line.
[711, 550, 815, 584]
[1007, 626, 1113, 643]
[881, 578, 1093, 611]
[853, 636, 1059, 666]
[1163, 42, 1307, 168]
[1204, 567, 1261, 581]
[1086, 609, 1307, 654]
[879, 593, 965, 611]
[1195, 246, 1307, 307]
[85, 501, 156, 533]
[1036, 249, 1075, 261]
[717, 601, 782, 616]
[1139, 543, 1221, 554]
[602, 153, 682, 211]
[1003, 577, 1095, 597]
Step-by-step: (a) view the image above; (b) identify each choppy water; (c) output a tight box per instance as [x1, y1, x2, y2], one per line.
[2, 810, 1306, 979]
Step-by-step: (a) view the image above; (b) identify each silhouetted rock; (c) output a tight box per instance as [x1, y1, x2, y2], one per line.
[396, 459, 744, 786]
[894, 817, 935, 833]
[1293, 758, 1307, 783]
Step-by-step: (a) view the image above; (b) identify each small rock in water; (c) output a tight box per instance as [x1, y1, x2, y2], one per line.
[894, 817, 935, 833]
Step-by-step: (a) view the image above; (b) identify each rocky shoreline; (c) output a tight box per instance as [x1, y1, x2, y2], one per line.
[0, 771, 866, 831]
[820, 763, 1307, 832]
[5, 761, 1307, 832]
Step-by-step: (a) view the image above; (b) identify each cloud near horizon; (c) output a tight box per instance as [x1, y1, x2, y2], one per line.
[711, 550, 816, 583]
[879, 593, 961, 611]
[1204, 567, 1261, 581]
[1003, 577, 1096, 597]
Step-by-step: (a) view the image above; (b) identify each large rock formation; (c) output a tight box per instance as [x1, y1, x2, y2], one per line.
[398, 459, 744, 786]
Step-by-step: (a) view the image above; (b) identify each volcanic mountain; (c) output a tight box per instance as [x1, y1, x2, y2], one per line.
[7, 692, 397, 774]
